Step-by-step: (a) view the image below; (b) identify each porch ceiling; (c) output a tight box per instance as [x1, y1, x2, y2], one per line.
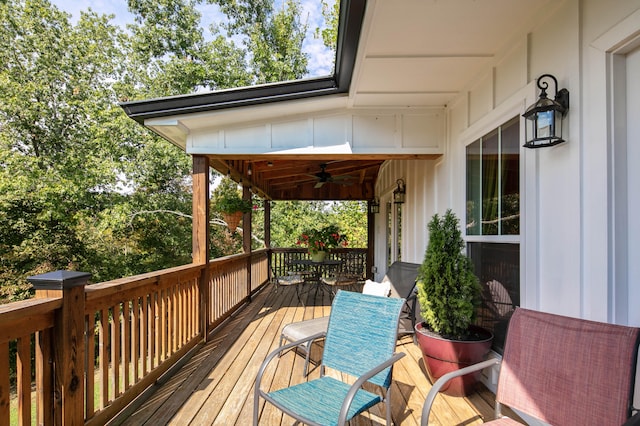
[210, 156, 424, 201]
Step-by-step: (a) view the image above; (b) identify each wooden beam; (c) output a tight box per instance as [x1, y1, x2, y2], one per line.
[192, 156, 210, 264]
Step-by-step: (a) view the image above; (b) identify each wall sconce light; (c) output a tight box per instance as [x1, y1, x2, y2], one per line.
[393, 179, 406, 204]
[522, 74, 569, 148]
[369, 198, 380, 214]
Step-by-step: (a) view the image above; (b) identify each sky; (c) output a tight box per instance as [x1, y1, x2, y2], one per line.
[49, 0, 334, 78]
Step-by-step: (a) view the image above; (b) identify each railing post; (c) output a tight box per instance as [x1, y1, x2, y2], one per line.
[29, 271, 91, 426]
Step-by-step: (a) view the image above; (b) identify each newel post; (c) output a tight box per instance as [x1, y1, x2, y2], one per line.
[29, 270, 91, 426]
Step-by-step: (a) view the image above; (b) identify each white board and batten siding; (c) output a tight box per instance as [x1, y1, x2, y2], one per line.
[185, 108, 445, 156]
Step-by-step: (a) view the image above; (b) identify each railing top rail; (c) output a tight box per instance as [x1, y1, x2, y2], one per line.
[0, 296, 62, 320]
[85, 263, 206, 301]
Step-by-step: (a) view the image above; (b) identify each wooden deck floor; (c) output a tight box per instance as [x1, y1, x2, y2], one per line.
[118, 283, 506, 426]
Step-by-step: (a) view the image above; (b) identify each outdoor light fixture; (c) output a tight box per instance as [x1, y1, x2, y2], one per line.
[393, 179, 406, 204]
[522, 74, 569, 148]
[369, 198, 380, 214]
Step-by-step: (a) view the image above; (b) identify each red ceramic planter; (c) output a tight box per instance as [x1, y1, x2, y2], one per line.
[414, 322, 493, 397]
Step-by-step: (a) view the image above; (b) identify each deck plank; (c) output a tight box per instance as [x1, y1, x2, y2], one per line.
[121, 283, 511, 425]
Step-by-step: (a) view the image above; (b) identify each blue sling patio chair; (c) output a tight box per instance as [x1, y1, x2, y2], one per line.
[253, 290, 406, 426]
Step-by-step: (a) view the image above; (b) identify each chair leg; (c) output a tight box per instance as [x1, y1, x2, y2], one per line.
[385, 387, 392, 425]
[278, 334, 285, 357]
[303, 341, 311, 376]
[253, 390, 260, 425]
[295, 284, 306, 307]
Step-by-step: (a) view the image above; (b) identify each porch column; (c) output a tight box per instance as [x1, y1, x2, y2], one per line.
[192, 155, 210, 340]
[242, 185, 252, 300]
[264, 200, 271, 249]
[192, 156, 210, 264]
[367, 201, 375, 280]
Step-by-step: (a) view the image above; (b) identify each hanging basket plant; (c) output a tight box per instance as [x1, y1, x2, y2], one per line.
[222, 211, 244, 232]
[213, 177, 253, 232]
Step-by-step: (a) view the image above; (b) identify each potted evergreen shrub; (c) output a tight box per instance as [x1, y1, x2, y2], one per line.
[213, 178, 253, 232]
[414, 209, 493, 396]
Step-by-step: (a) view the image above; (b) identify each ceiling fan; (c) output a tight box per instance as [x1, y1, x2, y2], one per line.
[308, 163, 353, 188]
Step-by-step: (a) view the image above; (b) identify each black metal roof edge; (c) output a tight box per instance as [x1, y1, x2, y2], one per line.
[335, 0, 366, 89]
[120, 0, 366, 124]
[122, 77, 338, 122]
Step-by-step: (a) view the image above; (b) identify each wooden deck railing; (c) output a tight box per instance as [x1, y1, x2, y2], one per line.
[0, 247, 364, 425]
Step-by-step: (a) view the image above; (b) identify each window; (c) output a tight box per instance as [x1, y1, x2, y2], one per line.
[466, 116, 520, 353]
[466, 116, 519, 235]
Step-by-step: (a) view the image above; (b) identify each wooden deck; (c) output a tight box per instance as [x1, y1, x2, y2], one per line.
[118, 282, 506, 426]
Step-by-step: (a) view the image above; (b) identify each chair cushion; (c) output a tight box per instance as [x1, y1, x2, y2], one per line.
[281, 316, 329, 342]
[362, 279, 390, 297]
[267, 376, 381, 426]
[276, 274, 303, 286]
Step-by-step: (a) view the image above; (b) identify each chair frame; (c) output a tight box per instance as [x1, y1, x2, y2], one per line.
[279, 316, 329, 376]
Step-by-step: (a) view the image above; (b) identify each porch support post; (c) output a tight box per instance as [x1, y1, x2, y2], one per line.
[242, 185, 252, 300]
[264, 200, 271, 249]
[192, 155, 210, 339]
[264, 200, 272, 286]
[367, 201, 375, 280]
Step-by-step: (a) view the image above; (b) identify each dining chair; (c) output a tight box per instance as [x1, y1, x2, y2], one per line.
[254, 290, 406, 426]
[271, 266, 306, 306]
[421, 307, 640, 425]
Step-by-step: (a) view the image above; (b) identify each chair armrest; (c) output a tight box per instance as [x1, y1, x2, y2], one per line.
[421, 358, 500, 426]
[254, 331, 327, 392]
[338, 352, 406, 426]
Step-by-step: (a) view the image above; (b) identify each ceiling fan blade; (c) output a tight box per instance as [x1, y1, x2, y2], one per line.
[314, 181, 325, 189]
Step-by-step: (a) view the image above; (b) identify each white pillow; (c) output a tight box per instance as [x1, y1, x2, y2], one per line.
[362, 279, 390, 297]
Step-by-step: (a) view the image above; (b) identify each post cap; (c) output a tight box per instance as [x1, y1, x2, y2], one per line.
[27, 270, 92, 290]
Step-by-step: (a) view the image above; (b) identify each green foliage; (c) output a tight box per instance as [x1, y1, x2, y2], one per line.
[417, 210, 481, 340]
[268, 201, 366, 249]
[316, 0, 339, 54]
[212, 177, 253, 213]
[208, 0, 309, 83]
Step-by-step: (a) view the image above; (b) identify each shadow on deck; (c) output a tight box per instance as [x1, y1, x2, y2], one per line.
[117, 283, 505, 426]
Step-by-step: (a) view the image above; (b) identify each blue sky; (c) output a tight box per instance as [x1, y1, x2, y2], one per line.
[49, 0, 334, 78]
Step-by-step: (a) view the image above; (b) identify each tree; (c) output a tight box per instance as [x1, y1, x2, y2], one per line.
[0, 0, 340, 303]
[317, 0, 339, 54]
[0, 0, 130, 299]
[208, 0, 308, 83]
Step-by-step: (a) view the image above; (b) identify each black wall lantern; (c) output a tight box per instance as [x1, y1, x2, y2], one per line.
[522, 74, 569, 148]
[393, 179, 406, 204]
[369, 198, 380, 214]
